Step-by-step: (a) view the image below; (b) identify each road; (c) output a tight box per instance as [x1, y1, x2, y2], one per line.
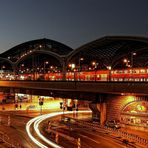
[0, 111, 38, 148]
[26, 111, 137, 148]
[0, 110, 147, 148]
[43, 119, 127, 148]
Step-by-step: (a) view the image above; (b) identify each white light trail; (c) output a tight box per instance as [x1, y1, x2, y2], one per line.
[26, 116, 48, 148]
[26, 110, 91, 148]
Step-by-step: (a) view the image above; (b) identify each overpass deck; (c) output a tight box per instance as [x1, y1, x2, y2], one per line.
[0, 81, 148, 96]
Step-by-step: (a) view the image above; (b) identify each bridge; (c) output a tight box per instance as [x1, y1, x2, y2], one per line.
[0, 81, 148, 96]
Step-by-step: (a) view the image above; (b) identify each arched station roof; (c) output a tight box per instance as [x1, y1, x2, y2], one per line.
[1, 36, 148, 70]
[0, 38, 73, 63]
[67, 36, 148, 69]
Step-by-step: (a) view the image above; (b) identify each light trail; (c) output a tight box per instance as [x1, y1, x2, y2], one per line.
[26, 110, 91, 148]
[26, 116, 48, 148]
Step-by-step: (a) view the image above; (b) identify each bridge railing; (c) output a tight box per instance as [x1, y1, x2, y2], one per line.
[105, 126, 148, 147]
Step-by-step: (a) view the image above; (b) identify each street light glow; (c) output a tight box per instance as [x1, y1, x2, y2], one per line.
[45, 61, 49, 64]
[107, 66, 111, 70]
[123, 59, 128, 63]
[92, 61, 96, 66]
[71, 63, 75, 69]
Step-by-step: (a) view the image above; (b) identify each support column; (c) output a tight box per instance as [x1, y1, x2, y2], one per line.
[89, 103, 100, 122]
[100, 103, 106, 126]
[89, 102, 106, 126]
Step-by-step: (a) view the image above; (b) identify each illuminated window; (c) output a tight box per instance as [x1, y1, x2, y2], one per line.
[119, 78, 123, 81]
[140, 69, 145, 73]
[135, 70, 139, 73]
[124, 70, 128, 74]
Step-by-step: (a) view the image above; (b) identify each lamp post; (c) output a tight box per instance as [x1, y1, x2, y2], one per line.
[92, 62, 98, 81]
[107, 66, 112, 81]
[74, 99, 78, 117]
[21, 64, 24, 73]
[1, 65, 6, 80]
[78, 58, 84, 81]
[44, 61, 49, 74]
[130, 52, 136, 81]
[123, 58, 130, 68]
[131, 52, 136, 68]
[69, 63, 76, 81]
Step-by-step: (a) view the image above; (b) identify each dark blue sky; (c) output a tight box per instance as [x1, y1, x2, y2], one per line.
[0, 0, 148, 53]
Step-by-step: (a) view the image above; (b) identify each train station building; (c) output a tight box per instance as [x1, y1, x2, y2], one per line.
[0, 36, 148, 127]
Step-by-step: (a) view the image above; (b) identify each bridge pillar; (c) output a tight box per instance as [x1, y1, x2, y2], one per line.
[100, 103, 106, 126]
[89, 103, 106, 126]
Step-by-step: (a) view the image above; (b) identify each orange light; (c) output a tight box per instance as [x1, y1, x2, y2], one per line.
[123, 59, 128, 63]
[45, 61, 49, 64]
[92, 62, 96, 66]
[107, 66, 111, 70]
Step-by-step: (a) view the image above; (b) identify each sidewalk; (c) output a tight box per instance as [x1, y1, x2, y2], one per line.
[121, 124, 148, 140]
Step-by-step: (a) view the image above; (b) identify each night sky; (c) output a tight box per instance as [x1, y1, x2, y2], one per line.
[0, 0, 148, 53]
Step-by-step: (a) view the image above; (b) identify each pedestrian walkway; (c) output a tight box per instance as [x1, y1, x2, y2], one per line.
[121, 124, 148, 140]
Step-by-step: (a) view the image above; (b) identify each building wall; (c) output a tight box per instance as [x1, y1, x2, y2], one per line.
[106, 94, 148, 121]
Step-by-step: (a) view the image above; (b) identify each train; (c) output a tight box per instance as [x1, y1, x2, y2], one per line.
[1, 68, 148, 82]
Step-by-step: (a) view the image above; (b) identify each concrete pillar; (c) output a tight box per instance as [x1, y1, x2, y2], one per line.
[89, 102, 106, 126]
[89, 103, 100, 122]
[100, 103, 106, 126]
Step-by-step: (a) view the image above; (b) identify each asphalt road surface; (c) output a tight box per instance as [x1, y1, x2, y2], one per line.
[0, 110, 147, 148]
[0, 111, 38, 148]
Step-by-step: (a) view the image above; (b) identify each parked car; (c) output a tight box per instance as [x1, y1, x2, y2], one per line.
[61, 117, 70, 123]
[105, 120, 121, 129]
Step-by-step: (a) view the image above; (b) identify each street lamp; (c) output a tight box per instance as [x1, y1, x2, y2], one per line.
[69, 63, 76, 81]
[107, 66, 112, 81]
[131, 52, 136, 68]
[78, 58, 84, 80]
[79, 57, 84, 71]
[21, 64, 24, 73]
[130, 52, 136, 81]
[123, 58, 130, 67]
[92, 61, 98, 81]
[44, 61, 49, 74]
[71, 63, 75, 69]
[123, 58, 128, 64]
[73, 99, 78, 117]
[2, 65, 6, 70]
